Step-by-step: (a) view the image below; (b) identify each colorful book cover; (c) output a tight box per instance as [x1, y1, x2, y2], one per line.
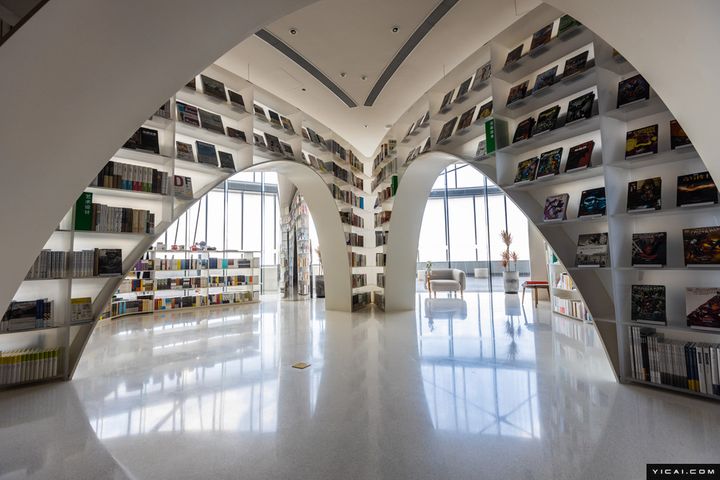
[631, 285, 666, 324]
[504, 44, 523, 67]
[200, 74, 227, 102]
[74, 192, 93, 231]
[198, 109, 224, 134]
[268, 110, 282, 128]
[195, 141, 218, 166]
[530, 24, 553, 51]
[677, 171, 718, 207]
[563, 51, 589, 78]
[173, 175, 194, 200]
[683, 226, 720, 265]
[253, 103, 267, 120]
[123, 127, 160, 154]
[565, 92, 595, 124]
[533, 66, 557, 92]
[506, 80, 529, 106]
[543, 193, 569, 221]
[627, 177, 662, 212]
[512, 117, 535, 143]
[218, 151, 235, 169]
[455, 77, 473, 100]
[626, 124, 658, 158]
[484, 119, 496, 154]
[632, 232, 667, 266]
[439, 89, 455, 112]
[437, 117, 458, 143]
[176, 141, 194, 162]
[280, 116, 295, 134]
[96, 248, 123, 276]
[472, 61, 492, 89]
[578, 187, 606, 217]
[533, 105, 561, 135]
[228, 90, 245, 110]
[686, 288, 720, 330]
[670, 120, 692, 150]
[477, 101, 493, 119]
[253, 133, 266, 148]
[558, 14, 581, 36]
[536, 147, 563, 178]
[565, 140, 594, 172]
[176, 102, 200, 127]
[575, 233, 609, 267]
[457, 106, 476, 131]
[617, 74, 650, 108]
[514, 157, 539, 183]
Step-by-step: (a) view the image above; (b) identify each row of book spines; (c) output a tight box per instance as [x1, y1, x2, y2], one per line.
[329, 184, 364, 208]
[553, 299, 590, 321]
[210, 275, 259, 285]
[629, 326, 720, 396]
[375, 232, 389, 246]
[111, 299, 153, 316]
[372, 161, 398, 190]
[346, 233, 365, 247]
[0, 348, 61, 385]
[92, 161, 170, 194]
[377, 253, 387, 267]
[377, 273, 385, 288]
[153, 259, 208, 270]
[352, 274, 367, 288]
[374, 211, 391, 227]
[26, 250, 121, 279]
[556, 273, 575, 290]
[352, 292, 372, 308]
[340, 212, 365, 228]
[329, 163, 364, 188]
[76, 202, 155, 234]
[155, 278, 208, 289]
[2, 300, 53, 329]
[349, 252, 367, 267]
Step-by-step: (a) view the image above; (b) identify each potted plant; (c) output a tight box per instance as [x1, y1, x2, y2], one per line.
[500, 230, 519, 293]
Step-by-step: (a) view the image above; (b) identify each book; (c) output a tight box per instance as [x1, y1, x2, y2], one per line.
[226, 127, 246, 142]
[437, 117, 458, 143]
[471, 61, 492, 89]
[475, 140, 486, 158]
[670, 120, 692, 149]
[514, 157, 539, 183]
[683, 226, 720, 265]
[631, 285, 667, 324]
[419, 111, 430, 126]
[575, 233, 609, 267]
[512, 117, 535, 143]
[477, 101, 493, 119]
[123, 127, 160, 154]
[533, 105, 560, 135]
[173, 175, 193, 200]
[565, 92, 594, 124]
[504, 44, 523, 67]
[176, 102, 200, 127]
[199, 109, 224, 134]
[186, 78, 196, 90]
[632, 232, 667, 266]
[543, 193, 569, 221]
[280, 142, 294, 159]
[578, 187, 606, 217]
[405, 121, 417, 138]
[686, 288, 720, 330]
[422, 137, 432, 153]
[154, 100, 171, 120]
[562, 51, 589, 78]
[280, 116, 295, 134]
[565, 140, 594, 172]
[176, 141, 194, 162]
[74, 192, 93, 230]
[455, 77, 472, 100]
[439, 89, 454, 112]
[195, 141, 218, 166]
[95, 248, 122, 276]
[457, 106, 476, 131]
[626, 124, 658, 158]
[530, 23, 553, 51]
[506, 80, 528, 106]
[253, 133, 267, 148]
[677, 171, 718, 207]
[558, 14, 581, 36]
[70, 297, 93, 323]
[268, 110, 282, 128]
[228, 90, 246, 110]
[536, 147, 562, 178]
[627, 177, 662, 212]
[253, 104, 267, 120]
[264, 133, 282, 153]
[533, 66, 557, 92]
[617, 74, 650, 108]
[200, 74, 227, 102]
[218, 151, 235, 169]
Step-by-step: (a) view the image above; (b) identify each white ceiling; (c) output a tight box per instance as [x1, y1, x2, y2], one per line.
[217, 0, 539, 157]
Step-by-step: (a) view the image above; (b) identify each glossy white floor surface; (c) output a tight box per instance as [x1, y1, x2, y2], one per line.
[1, 292, 719, 479]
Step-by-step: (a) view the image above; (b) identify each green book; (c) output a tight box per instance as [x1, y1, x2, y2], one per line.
[558, 15, 581, 36]
[74, 192, 93, 231]
[485, 119, 497, 154]
[391, 175, 399, 196]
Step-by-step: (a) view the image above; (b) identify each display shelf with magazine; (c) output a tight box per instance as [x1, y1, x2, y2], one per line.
[497, 112, 600, 156]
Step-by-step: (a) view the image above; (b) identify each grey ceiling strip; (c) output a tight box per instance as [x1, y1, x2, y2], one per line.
[255, 29, 358, 108]
[364, 0, 460, 106]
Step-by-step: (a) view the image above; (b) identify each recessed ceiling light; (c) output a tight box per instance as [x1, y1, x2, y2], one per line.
[392, 25, 399, 33]
[364, 124, 368, 128]
[289, 27, 297, 35]
[301, 88, 306, 91]
[360, 75, 367, 81]
[340, 72, 347, 78]
[385, 124, 392, 128]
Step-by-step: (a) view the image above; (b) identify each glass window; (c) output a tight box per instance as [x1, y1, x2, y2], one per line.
[474, 195, 489, 263]
[263, 193, 278, 265]
[206, 190, 225, 250]
[419, 198, 447, 262]
[487, 194, 507, 261]
[448, 197, 476, 261]
[506, 200, 529, 261]
[226, 190, 243, 250]
[456, 165, 486, 188]
[243, 193, 262, 251]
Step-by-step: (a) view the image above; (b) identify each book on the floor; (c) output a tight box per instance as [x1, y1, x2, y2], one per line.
[200, 74, 227, 102]
[95, 248, 122, 276]
[218, 151, 235, 169]
[504, 44, 523, 67]
[533, 66, 557, 93]
[575, 232, 609, 267]
[70, 297, 93, 323]
[677, 171, 718, 207]
[683, 226, 720, 266]
[280, 116, 295, 134]
[530, 23, 553, 51]
[186, 78, 196, 90]
[631, 285, 667, 325]
[512, 117, 535, 143]
[123, 127, 160, 154]
[533, 105, 561, 135]
[457, 106, 476, 131]
[558, 14, 581, 36]
[176, 141, 194, 162]
[226, 127, 247, 142]
[514, 157, 539, 183]
[686, 287, 720, 330]
[176, 102, 200, 127]
[565, 140, 594, 172]
[632, 232, 667, 267]
[506, 80, 529, 106]
[544, 193, 569, 222]
[670, 120, 692, 150]
[536, 147, 563, 178]
[455, 77, 473, 100]
[472, 61, 492, 89]
[477, 100, 493, 119]
[562, 51, 589, 78]
[565, 91, 595, 124]
[199, 109, 225, 134]
[617, 74, 650, 108]
[253, 104, 267, 120]
[626, 124, 658, 158]
[228, 90, 246, 110]
[173, 175, 194, 200]
[578, 187, 606, 218]
[253, 133, 267, 148]
[268, 110, 282, 128]
[437, 117, 458, 143]
[195, 141, 218, 166]
[627, 177, 662, 212]
[439, 89, 454, 112]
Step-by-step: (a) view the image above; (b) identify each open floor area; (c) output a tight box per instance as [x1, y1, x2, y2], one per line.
[1, 293, 718, 479]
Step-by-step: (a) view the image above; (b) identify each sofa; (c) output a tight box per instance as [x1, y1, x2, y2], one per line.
[428, 268, 466, 298]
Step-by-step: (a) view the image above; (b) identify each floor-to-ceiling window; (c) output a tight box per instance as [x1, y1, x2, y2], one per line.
[418, 163, 530, 292]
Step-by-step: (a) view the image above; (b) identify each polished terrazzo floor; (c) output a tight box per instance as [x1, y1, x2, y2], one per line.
[1, 292, 719, 479]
